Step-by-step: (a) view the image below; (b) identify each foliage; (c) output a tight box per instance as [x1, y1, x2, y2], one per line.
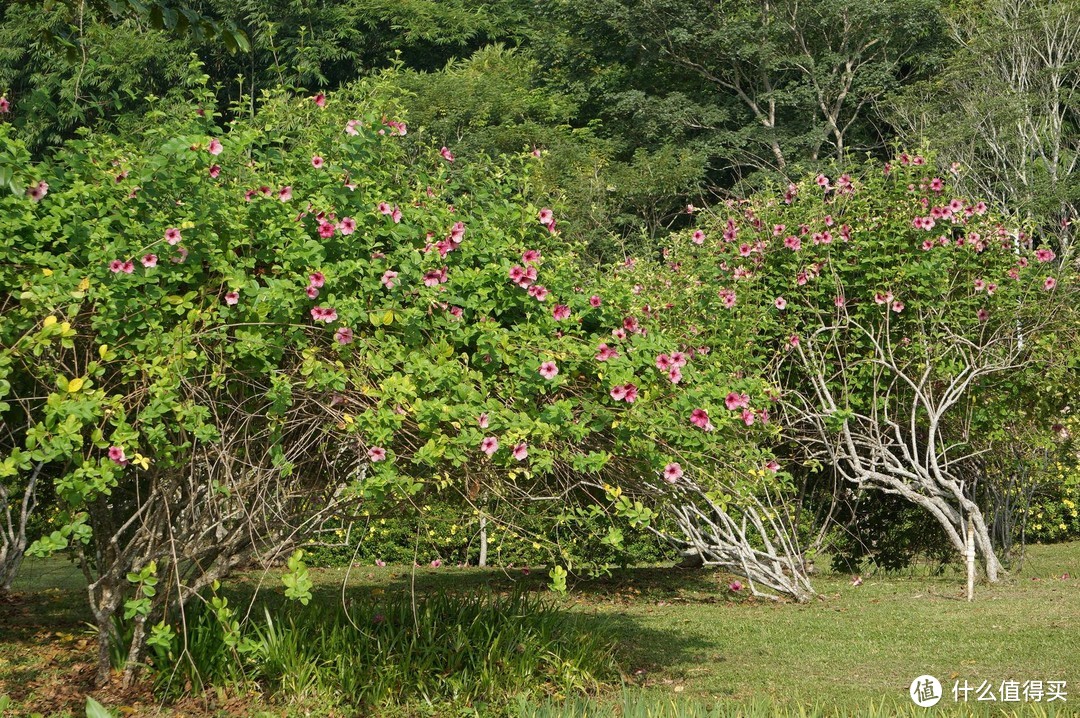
[302, 493, 672, 569]
[147, 588, 618, 710]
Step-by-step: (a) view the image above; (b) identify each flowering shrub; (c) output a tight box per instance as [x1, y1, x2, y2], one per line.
[0, 79, 775, 680]
[648, 155, 1074, 581]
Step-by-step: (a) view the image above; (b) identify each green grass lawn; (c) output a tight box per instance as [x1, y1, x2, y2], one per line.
[1, 543, 1077, 716]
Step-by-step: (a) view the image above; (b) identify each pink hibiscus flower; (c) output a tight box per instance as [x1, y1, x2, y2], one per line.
[368, 447, 387, 462]
[478, 413, 490, 429]
[311, 155, 325, 169]
[208, 138, 223, 155]
[552, 304, 570, 320]
[108, 446, 128, 465]
[538, 361, 559, 380]
[663, 463, 683, 483]
[1035, 248, 1056, 263]
[538, 208, 554, 226]
[1044, 277, 1058, 291]
[512, 443, 528, 461]
[774, 297, 787, 310]
[141, 254, 157, 268]
[309, 272, 326, 288]
[381, 270, 398, 289]
[335, 327, 354, 345]
[313, 93, 326, 107]
[306, 286, 319, 299]
[596, 343, 618, 361]
[725, 392, 750, 411]
[224, 291, 239, 306]
[522, 249, 542, 264]
[209, 164, 221, 179]
[440, 146, 454, 162]
[165, 228, 182, 245]
[589, 295, 602, 308]
[481, 436, 499, 457]
[690, 409, 713, 431]
[692, 230, 706, 245]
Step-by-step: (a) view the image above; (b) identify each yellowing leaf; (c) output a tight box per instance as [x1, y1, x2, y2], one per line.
[67, 377, 84, 393]
[132, 453, 151, 470]
[43, 316, 57, 327]
[383, 309, 394, 325]
[78, 277, 90, 291]
[99, 345, 109, 359]
[42, 268, 53, 276]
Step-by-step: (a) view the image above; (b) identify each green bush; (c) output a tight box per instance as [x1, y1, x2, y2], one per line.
[303, 494, 673, 569]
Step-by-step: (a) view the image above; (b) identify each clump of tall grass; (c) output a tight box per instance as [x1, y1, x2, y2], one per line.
[149, 588, 618, 711]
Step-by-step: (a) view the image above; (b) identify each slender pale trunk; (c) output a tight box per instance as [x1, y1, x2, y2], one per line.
[478, 514, 488, 568]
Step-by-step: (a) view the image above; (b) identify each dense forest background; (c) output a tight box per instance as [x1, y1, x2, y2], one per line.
[3, 0, 1076, 261]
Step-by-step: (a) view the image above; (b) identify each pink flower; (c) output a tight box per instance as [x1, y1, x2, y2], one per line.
[929, 177, 944, 192]
[335, 327, 354, 345]
[430, 559, 442, 568]
[671, 352, 688, 368]
[381, 270, 398, 288]
[378, 202, 393, 215]
[171, 246, 188, 264]
[663, 463, 683, 483]
[589, 295, 602, 308]
[741, 408, 755, 426]
[725, 392, 750, 411]
[522, 249, 542, 264]
[313, 93, 326, 107]
[552, 304, 570, 320]
[120, 260, 134, 274]
[977, 308, 989, 323]
[368, 447, 387, 462]
[690, 409, 713, 431]
[107, 446, 127, 465]
[26, 181, 49, 202]
[512, 443, 528, 461]
[655, 353, 672, 370]
[874, 291, 893, 305]
[1043, 277, 1057, 291]
[1035, 248, 1056, 263]
[208, 138, 223, 155]
[784, 235, 801, 251]
[834, 295, 846, 307]
[141, 254, 158, 268]
[224, 291, 239, 306]
[774, 297, 787, 310]
[611, 328, 627, 340]
[481, 436, 499, 457]
[528, 285, 549, 301]
[596, 343, 618, 361]
[538, 208, 554, 226]
[311, 155, 325, 168]
[339, 217, 356, 235]
[440, 146, 454, 162]
[375, 559, 386, 567]
[974, 279, 986, 292]
[306, 286, 319, 299]
[729, 581, 743, 592]
[318, 220, 335, 238]
[309, 272, 326, 288]
[891, 300, 904, 313]
[668, 367, 682, 384]
[692, 230, 706, 245]
[623, 384, 638, 402]
[209, 164, 221, 178]
[311, 306, 338, 323]
[765, 460, 780, 472]
[816, 174, 830, 189]
[109, 260, 124, 274]
[165, 228, 182, 245]
[538, 361, 559, 380]
[0, 96, 9, 113]
[610, 384, 627, 401]
[478, 413, 489, 429]
[346, 119, 361, 136]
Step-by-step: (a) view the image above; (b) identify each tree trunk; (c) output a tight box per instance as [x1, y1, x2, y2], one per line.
[478, 514, 488, 568]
